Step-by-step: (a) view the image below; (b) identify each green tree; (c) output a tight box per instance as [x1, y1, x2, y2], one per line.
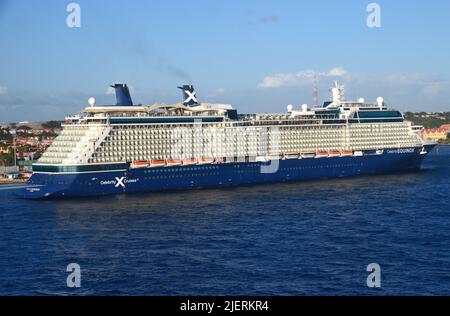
[0, 131, 12, 142]
[0, 153, 14, 166]
[16, 125, 32, 130]
[41, 121, 62, 129]
[39, 131, 58, 140]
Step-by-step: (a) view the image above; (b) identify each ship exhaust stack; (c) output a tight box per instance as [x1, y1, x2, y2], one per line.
[178, 85, 199, 106]
[110, 83, 133, 106]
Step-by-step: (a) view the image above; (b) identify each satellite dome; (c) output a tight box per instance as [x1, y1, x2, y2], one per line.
[376, 97, 384, 108]
[88, 97, 96, 107]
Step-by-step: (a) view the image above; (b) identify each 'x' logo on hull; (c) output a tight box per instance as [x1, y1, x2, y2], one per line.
[115, 177, 125, 188]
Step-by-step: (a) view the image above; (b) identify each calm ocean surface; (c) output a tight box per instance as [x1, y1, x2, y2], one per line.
[0, 146, 449, 295]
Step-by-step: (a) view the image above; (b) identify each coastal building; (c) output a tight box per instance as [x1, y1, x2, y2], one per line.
[15, 136, 39, 146]
[33, 128, 56, 134]
[0, 166, 19, 173]
[16, 128, 33, 134]
[4, 173, 20, 180]
[20, 152, 35, 160]
[422, 125, 450, 141]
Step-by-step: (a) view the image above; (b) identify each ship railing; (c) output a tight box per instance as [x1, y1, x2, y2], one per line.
[37, 124, 111, 165]
[73, 125, 112, 164]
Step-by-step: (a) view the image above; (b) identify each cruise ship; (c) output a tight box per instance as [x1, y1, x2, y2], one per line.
[20, 82, 436, 199]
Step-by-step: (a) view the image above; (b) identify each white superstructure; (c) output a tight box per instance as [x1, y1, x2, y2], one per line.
[37, 82, 424, 166]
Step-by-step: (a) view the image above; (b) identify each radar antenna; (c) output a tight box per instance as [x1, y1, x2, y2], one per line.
[312, 73, 319, 107]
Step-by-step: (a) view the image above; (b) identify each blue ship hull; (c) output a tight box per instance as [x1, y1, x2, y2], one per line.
[19, 146, 435, 199]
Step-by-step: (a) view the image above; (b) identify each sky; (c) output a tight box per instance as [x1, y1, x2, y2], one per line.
[0, 0, 450, 123]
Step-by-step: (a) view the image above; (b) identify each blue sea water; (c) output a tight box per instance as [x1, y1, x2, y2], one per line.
[0, 146, 449, 296]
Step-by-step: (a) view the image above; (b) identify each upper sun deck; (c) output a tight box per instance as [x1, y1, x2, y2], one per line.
[64, 82, 405, 126]
[65, 102, 235, 125]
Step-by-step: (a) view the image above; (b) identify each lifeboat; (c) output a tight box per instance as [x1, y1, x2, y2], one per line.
[166, 159, 182, 166]
[300, 152, 315, 159]
[315, 152, 329, 158]
[353, 151, 363, 157]
[131, 161, 149, 168]
[182, 158, 197, 165]
[285, 152, 300, 159]
[363, 150, 376, 156]
[339, 151, 353, 157]
[256, 156, 269, 162]
[376, 149, 384, 155]
[328, 151, 341, 157]
[198, 157, 214, 164]
[150, 160, 165, 167]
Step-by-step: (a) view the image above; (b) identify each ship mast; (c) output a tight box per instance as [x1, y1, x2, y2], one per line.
[312, 73, 319, 108]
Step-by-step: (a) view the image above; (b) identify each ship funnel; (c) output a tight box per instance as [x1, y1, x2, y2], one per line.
[178, 85, 199, 106]
[110, 83, 133, 106]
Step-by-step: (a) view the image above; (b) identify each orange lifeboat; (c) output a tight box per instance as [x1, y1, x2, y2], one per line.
[131, 161, 149, 168]
[166, 159, 182, 166]
[182, 158, 197, 165]
[340, 151, 353, 157]
[198, 157, 214, 164]
[150, 160, 165, 167]
[328, 151, 341, 157]
[315, 152, 329, 158]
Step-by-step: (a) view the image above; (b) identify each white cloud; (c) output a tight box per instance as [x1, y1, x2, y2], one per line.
[258, 68, 450, 99]
[349, 73, 450, 99]
[258, 67, 347, 88]
[328, 67, 347, 77]
[0, 86, 7, 94]
[256, 68, 450, 112]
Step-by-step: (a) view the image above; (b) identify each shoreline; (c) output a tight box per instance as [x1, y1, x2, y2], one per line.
[0, 179, 28, 185]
